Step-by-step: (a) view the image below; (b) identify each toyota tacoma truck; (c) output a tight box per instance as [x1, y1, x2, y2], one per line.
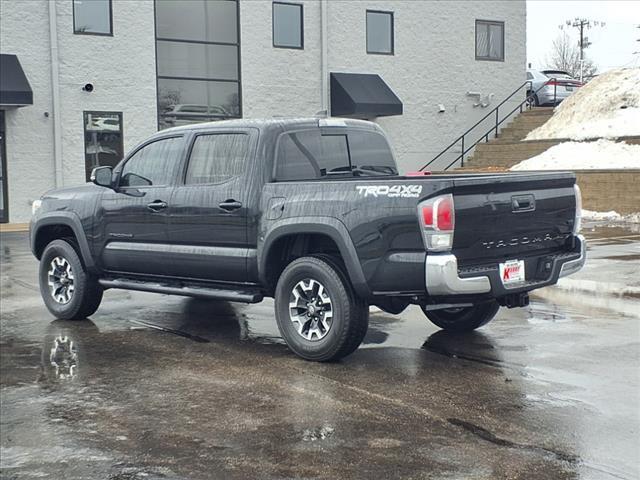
[30, 117, 585, 361]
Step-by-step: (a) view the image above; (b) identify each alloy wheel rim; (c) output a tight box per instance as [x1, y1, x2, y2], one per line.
[288, 278, 333, 341]
[48, 256, 75, 304]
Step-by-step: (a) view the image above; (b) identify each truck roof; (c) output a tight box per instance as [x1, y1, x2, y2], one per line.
[157, 117, 382, 136]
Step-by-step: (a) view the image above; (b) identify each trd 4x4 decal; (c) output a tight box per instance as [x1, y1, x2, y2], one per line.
[356, 185, 423, 198]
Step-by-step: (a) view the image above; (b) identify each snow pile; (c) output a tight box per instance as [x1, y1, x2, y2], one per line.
[582, 209, 640, 224]
[526, 67, 640, 141]
[510, 139, 640, 170]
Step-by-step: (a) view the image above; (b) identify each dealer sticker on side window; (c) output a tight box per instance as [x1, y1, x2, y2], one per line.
[499, 260, 525, 286]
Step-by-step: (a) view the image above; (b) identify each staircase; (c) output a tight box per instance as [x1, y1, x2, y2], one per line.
[462, 107, 556, 170]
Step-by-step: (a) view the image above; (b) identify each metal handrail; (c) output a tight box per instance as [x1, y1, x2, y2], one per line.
[420, 78, 557, 171]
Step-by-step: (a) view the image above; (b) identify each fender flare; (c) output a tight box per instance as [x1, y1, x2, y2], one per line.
[31, 212, 96, 272]
[258, 216, 371, 299]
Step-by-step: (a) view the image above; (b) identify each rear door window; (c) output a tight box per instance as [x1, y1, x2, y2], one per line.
[185, 133, 250, 184]
[275, 130, 350, 181]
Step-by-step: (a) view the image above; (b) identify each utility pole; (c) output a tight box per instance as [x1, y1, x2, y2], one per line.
[560, 18, 605, 82]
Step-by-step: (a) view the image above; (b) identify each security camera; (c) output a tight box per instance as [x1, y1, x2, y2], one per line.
[82, 83, 94, 92]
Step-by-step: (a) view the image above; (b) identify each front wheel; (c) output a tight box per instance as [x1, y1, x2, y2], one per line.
[421, 301, 500, 333]
[39, 239, 103, 320]
[274, 256, 368, 362]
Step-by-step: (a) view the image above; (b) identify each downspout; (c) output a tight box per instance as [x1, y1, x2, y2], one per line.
[48, 0, 63, 188]
[320, 0, 328, 114]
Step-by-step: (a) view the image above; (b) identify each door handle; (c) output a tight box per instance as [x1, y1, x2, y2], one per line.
[219, 199, 242, 211]
[147, 200, 168, 212]
[511, 195, 535, 213]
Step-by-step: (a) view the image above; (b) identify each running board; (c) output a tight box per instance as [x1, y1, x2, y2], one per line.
[98, 278, 264, 303]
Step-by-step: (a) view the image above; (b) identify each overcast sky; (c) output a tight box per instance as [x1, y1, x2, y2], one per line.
[527, 0, 640, 72]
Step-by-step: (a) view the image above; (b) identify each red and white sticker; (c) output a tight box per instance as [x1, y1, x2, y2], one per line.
[500, 260, 525, 286]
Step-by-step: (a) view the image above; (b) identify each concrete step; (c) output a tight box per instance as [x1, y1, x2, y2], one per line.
[520, 107, 554, 116]
[497, 126, 543, 134]
[473, 142, 559, 154]
[468, 155, 538, 164]
[465, 158, 529, 169]
[507, 118, 551, 127]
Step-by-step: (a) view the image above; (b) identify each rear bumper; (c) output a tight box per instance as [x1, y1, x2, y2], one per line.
[425, 234, 586, 296]
[539, 88, 573, 104]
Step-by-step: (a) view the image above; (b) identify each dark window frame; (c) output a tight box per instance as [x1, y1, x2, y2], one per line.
[272, 1, 304, 50]
[73, 0, 113, 36]
[182, 131, 251, 186]
[475, 19, 505, 62]
[154, 0, 243, 130]
[82, 110, 123, 182]
[366, 10, 394, 56]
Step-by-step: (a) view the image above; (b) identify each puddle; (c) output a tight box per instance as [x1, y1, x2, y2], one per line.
[48, 335, 78, 380]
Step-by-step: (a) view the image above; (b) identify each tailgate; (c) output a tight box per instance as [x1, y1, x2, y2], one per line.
[451, 172, 577, 266]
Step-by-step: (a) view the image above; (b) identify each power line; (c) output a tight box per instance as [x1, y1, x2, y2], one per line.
[559, 18, 605, 82]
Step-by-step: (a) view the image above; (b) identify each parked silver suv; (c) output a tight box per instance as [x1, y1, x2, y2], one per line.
[526, 69, 582, 106]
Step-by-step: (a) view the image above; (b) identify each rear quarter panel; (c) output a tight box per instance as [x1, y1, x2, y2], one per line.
[259, 177, 454, 295]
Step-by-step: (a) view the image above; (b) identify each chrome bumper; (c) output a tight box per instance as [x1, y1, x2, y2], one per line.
[559, 234, 586, 278]
[425, 255, 491, 296]
[425, 234, 586, 296]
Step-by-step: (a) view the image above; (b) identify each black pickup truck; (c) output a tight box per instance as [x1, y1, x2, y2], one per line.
[30, 117, 585, 361]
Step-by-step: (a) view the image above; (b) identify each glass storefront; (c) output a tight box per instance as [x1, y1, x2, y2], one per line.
[155, 0, 241, 129]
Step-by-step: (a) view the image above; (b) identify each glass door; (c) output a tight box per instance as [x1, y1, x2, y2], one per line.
[0, 111, 7, 223]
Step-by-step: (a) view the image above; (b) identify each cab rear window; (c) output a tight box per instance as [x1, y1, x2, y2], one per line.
[274, 129, 397, 181]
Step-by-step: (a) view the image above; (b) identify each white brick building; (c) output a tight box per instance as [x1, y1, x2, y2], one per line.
[0, 0, 525, 223]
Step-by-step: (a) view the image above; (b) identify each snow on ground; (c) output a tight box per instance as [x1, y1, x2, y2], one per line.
[526, 67, 640, 141]
[510, 139, 640, 170]
[582, 209, 640, 223]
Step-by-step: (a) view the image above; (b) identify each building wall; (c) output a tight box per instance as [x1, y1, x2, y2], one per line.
[2, 0, 525, 222]
[240, 0, 324, 119]
[241, 0, 526, 173]
[0, 0, 157, 222]
[1, 0, 55, 222]
[53, 0, 158, 187]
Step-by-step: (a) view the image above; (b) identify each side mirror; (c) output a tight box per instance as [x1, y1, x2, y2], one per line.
[90, 166, 113, 188]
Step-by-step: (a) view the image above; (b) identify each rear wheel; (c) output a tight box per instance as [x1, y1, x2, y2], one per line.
[421, 301, 500, 333]
[275, 256, 368, 362]
[39, 240, 103, 320]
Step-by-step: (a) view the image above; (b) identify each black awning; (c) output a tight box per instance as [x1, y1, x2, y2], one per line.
[0, 54, 33, 107]
[330, 72, 402, 119]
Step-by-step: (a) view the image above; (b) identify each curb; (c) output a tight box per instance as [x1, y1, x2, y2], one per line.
[0, 223, 29, 233]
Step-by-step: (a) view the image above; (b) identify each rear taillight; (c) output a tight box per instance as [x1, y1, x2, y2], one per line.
[573, 184, 582, 234]
[418, 194, 455, 251]
[545, 80, 560, 86]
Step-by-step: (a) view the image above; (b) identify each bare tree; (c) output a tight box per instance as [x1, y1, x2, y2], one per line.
[545, 32, 597, 79]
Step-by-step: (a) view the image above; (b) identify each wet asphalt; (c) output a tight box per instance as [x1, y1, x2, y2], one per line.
[1, 225, 639, 480]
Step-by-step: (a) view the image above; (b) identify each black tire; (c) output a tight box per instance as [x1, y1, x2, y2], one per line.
[526, 92, 540, 108]
[421, 301, 500, 333]
[39, 239, 103, 320]
[274, 255, 368, 362]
